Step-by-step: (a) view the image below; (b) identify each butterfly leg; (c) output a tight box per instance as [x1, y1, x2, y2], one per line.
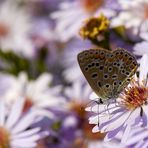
[140, 107, 143, 117]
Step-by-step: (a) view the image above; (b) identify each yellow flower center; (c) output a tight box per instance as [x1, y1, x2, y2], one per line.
[0, 23, 9, 38]
[121, 80, 148, 110]
[80, 0, 104, 13]
[79, 14, 109, 40]
[0, 127, 10, 148]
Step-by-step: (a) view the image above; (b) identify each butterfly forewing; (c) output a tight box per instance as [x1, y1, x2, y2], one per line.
[77, 48, 110, 99]
[77, 48, 138, 101]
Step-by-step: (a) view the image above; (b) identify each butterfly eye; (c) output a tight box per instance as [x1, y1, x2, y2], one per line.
[110, 54, 114, 57]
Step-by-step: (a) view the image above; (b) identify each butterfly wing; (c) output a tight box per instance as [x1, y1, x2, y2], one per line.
[77, 48, 110, 99]
[102, 48, 138, 98]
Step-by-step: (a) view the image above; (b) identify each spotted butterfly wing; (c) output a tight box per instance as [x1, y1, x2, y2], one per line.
[77, 48, 138, 102]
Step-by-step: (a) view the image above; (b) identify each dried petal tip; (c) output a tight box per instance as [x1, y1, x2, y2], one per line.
[79, 14, 109, 41]
[80, 0, 104, 13]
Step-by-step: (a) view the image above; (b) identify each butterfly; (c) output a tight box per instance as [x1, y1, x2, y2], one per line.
[77, 48, 138, 103]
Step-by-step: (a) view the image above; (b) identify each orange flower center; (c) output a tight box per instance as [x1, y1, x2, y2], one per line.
[69, 100, 105, 146]
[121, 81, 148, 110]
[0, 127, 10, 148]
[80, 0, 104, 13]
[69, 101, 87, 119]
[0, 23, 9, 38]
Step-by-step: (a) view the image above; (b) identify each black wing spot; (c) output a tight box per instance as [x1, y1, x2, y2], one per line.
[113, 81, 117, 85]
[100, 51, 105, 55]
[119, 81, 122, 85]
[112, 74, 118, 79]
[122, 70, 125, 74]
[125, 54, 128, 57]
[96, 63, 99, 67]
[97, 81, 102, 87]
[120, 51, 123, 55]
[108, 67, 113, 72]
[113, 62, 117, 66]
[85, 67, 88, 71]
[91, 63, 95, 67]
[104, 74, 109, 79]
[126, 72, 130, 76]
[120, 66, 124, 69]
[88, 64, 93, 68]
[105, 84, 110, 88]
[99, 65, 104, 70]
[91, 73, 98, 79]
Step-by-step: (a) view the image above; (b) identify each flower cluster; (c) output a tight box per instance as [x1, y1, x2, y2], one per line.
[0, 0, 148, 148]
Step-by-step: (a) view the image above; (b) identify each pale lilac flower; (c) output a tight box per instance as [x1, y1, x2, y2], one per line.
[64, 80, 92, 108]
[88, 141, 125, 148]
[133, 41, 148, 56]
[0, 0, 35, 58]
[0, 72, 65, 118]
[111, 0, 148, 40]
[0, 98, 48, 148]
[86, 54, 148, 143]
[124, 127, 148, 148]
[63, 80, 112, 147]
[51, 0, 116, 41]
[63, 38, 94, 82]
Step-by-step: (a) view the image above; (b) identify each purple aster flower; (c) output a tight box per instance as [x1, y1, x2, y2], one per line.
[0, 97, 48, 148]
[51, 0, 117, 41]
[86, 54, 148, 143]
[62, 38, 94, 82]
[111, 0, 148, 41]
[134, 41, 148, 56]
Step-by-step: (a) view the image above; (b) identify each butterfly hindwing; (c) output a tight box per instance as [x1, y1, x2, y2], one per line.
[102, 48, 138, 98]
